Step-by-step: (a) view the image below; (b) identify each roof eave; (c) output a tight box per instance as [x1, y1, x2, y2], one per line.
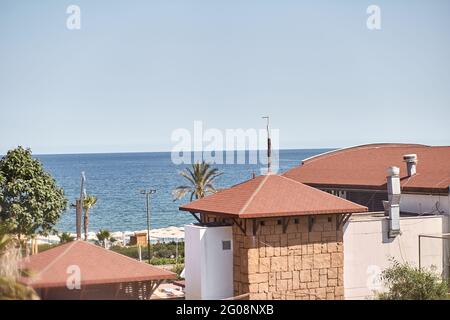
[23, 273, 177, 289]
[302, 183, 449, 195]
[180, 207, 368, 220]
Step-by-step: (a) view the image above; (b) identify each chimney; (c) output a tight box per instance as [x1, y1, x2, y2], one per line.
[384, 166, 401, 238]
[403, 154, 418, 177]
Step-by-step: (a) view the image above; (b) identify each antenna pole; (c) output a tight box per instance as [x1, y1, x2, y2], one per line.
[262, 116, 271, 173]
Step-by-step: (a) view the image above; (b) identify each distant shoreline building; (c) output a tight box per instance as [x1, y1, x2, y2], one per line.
[180, 143, 450, 300]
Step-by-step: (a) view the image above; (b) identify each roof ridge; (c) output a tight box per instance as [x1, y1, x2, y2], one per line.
[300, 143, 430, 165]
[238, 174, 270, 215]
[27, 240, 78, 286]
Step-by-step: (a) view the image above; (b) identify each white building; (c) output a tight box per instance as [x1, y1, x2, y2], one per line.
[180, 143, 449, 300]
[284, 143, 450, 299]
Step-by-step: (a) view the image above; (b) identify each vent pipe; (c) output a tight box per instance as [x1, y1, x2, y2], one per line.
[384, 166, 401, 238]
[403, 154, 418, 177]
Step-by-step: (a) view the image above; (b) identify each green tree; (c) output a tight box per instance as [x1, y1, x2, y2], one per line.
[96, 229, 111, 247]
[172, 161, 222, 201]
[58, 232, 74, 244]
[0, 147, 67, 239]
[377, 259, 449, 300]
[82, 195, 97, 241]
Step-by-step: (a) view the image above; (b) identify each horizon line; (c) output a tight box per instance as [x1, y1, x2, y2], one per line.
[29, 147, 337, 157]
[1, 141, 446, 157]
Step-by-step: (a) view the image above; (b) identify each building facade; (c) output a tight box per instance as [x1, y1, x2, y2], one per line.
[205, 215, 345, 300]
[181, 174, 366, 300]
[180, 143, 450, 300]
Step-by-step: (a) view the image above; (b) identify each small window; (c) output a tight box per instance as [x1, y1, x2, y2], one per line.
[222, 240, 231, 250]
[294, 218, 299, 224]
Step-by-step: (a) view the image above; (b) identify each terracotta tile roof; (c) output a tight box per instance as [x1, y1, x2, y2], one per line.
[179, 174, 367, 218]
[21, 240, 176, 289]
[283, 143, 450, 194]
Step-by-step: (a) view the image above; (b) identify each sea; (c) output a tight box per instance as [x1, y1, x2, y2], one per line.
[35, 149, 331, 233]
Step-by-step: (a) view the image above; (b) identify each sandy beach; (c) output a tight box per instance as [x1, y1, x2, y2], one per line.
[34, 226, 185, 245]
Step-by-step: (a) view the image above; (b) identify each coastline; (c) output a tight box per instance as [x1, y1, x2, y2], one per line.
[34, 225, 185, 245]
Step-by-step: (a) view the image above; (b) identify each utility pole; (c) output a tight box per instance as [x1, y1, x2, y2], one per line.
[141, 189, 156, 264]
[75, 172, 86, 240]
[262, 116, 271, 173]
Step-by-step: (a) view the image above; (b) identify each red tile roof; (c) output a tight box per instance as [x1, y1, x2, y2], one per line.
[21, 240, 176, 289]
[179, 174, 367, 218]
[283, 143, 450, 194]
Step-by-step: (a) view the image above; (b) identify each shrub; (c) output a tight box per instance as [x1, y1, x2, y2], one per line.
[376, 259, 449, 300]
[149, 257, 184, 265]
[172, 263, 184, 279]
[37, 243, 58, 253]
[59, 232, 74, 244]
[0, 225, 39, 300]
[110, 241, 184, 263]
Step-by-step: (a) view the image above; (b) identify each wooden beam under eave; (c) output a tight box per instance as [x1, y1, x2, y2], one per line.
[147, 279, 163, 299]
[282, 217, 290, 233]
[252, 219, 260, 236]
[336, 213, 352, 230]
[308, 216, 315, 232]
[189, 212, 202, 223]
[232, 218, 246, 235]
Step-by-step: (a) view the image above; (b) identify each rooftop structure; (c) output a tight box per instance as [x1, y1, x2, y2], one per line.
[284, 143, 450, 194]
[21, 240, 176, 299]
[179, 143, 449, 300]
[180, 174, 367, 218]
[180, 173, 368, 300]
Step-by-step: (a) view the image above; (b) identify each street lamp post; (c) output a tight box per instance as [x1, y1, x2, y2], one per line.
[141, 189, 156, 264]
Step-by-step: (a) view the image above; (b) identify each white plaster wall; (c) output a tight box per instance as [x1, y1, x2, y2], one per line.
[184, 224, 234, 300]
[184, 224, 205, 300]
[343, 215, 448, 300]
[400, 194, 449, 218]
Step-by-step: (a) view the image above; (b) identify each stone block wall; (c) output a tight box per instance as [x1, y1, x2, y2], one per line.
[204, 214, 344, 300]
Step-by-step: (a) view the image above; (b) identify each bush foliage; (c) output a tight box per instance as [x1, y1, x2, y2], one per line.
[110, 241, 184, 265]
[377, 260, 449, 300]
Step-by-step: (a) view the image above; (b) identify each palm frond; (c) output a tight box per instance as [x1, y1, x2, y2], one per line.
[172, 161, 222, 201]
[82, 195, 97, 210]
[172, 186, 193, 201]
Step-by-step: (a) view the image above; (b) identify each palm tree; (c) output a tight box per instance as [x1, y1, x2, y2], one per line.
[58, 232, 74, 244]
[96, 229, 111, 248]
[172, 161, 222, 201]
[82, 195, 97, 241]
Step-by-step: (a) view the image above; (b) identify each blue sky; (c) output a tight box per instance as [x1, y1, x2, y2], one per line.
[1, 0, 449, 154]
